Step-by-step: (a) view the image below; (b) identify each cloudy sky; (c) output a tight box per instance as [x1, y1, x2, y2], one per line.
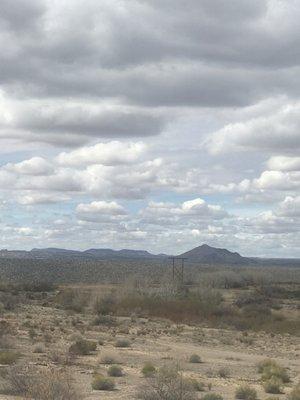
[0, 0, 300, 257]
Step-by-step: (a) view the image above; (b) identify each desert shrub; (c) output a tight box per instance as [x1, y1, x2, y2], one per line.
[263, 378, 283, 394]
[190, 379, 205, 391]
[94, 294, 116, 315]
[262, 365, 289, 383]
[27, 368, 81, 399]
[136, 365, 196, 400]
[258, 360, 290, 383]
[288, 384, 300, 400]
[21, 282, 56, 292]
[117, 288, 222, 322]
[101, 354, 119, 365]
[0, 293, 21, 311]
[92, 375, 115, 391]
[218, 367, 230, 378]
[0, 351, 20, 365]
[243, 304, 272, 318]
[202, 394, 223, 400]
[68, 339, 97, 355]
[98, 337, 105, 345]
[142, 362, 156, 378]
[258, 359, 278, 373]
[0, 366, 80, 399]
[235, 385, 258, 400]
[189, 354, 202, 363]
[235, 292, 270, 308]
[33, 344, 46, 353]
[55, 289, 89, 313]
[115, 338, 131, 348]
[93, 315, 117, 326]
[107, 365, 123, 377]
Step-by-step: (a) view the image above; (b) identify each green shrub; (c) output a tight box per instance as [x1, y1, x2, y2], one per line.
[262, 365, 290, 383]
[107, 365, 123, 377]
[258, 359, 278, 373]
[92, 375, 115, 391]
[94, 295, 116, 315]
[235, 385, 258, 400]
[33, 344, 46, 354]
[55, 288, 89, 313]
[288, 384, 300, 400]
[141, 362, 156, 378]
[218, 367, 230, 378]
[115, 339, 130, 348]
[258, 359, 289, 383]
[93, 315, 117, 326]
[0, 351, 20, 365]
[263, 378, 283, 394]
[137, 365, 197, 400]
[2, 365, 81, 399]
[101, 354, 118, 365]
[189, 354, 202, 363]
[68, 339, 97, 355]
[202, 394, 223, 400]
[190, 379, 205, 391]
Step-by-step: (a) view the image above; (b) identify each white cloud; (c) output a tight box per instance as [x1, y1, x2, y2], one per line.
[276, 196, 300, 217]
[208, 102, 300, 155]
[76, 200, 127, 223]
[56, 141, 146, 167]
[4, 157, 53, 175]
[266, 156, 300, 171]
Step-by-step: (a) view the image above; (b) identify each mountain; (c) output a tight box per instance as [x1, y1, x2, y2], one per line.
[83, 248, 165, 259]
[0, 247, 167, 260]
[178, 244, 250, 264]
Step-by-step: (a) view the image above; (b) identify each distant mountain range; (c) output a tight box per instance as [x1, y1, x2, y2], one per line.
[0, 247, 167, 260]
[0, 244, 299, 266]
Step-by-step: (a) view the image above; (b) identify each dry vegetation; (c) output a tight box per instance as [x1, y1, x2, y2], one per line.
[0, 265, 298, 399]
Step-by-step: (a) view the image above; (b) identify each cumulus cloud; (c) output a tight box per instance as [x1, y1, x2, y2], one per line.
[266, 156, 300, 171]
[56, 141, 146, 167]
[76, 200, 127, 223]
[276, 196, 300, 217]
[4, 157, 53, 175]
[140, 198, 228, 226]
[208, 102, 300, 155]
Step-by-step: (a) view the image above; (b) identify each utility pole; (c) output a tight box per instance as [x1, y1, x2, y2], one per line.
[169, 257, 187, 284]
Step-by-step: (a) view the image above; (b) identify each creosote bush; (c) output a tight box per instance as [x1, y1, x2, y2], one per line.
[101, 354, 119, 365]
[115, 338, 131, 348]
[92, 375, 115, 391]
[258, 359, 290, 384]
[0, 366, 81, 399]
[68, 339, 97, 355]
[136, 365, 197, 400]
[107, 365, 123, 377]
[94, 294, 116, 315]
[142, 362, 156, 378]
[218, 367, 230, 378]
[189, 354, 202, 363]
[235, 385, 258, 400]
[55, 288, 89, 313]
[202, 394, 223, 400]
[0, 351, 20, 365]
[190, 379, 205, 392]
[288, 384, 300, 400]
[263, 378, 283, 394]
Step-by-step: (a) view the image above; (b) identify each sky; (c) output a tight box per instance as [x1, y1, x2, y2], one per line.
[0, 0, 300, 257]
